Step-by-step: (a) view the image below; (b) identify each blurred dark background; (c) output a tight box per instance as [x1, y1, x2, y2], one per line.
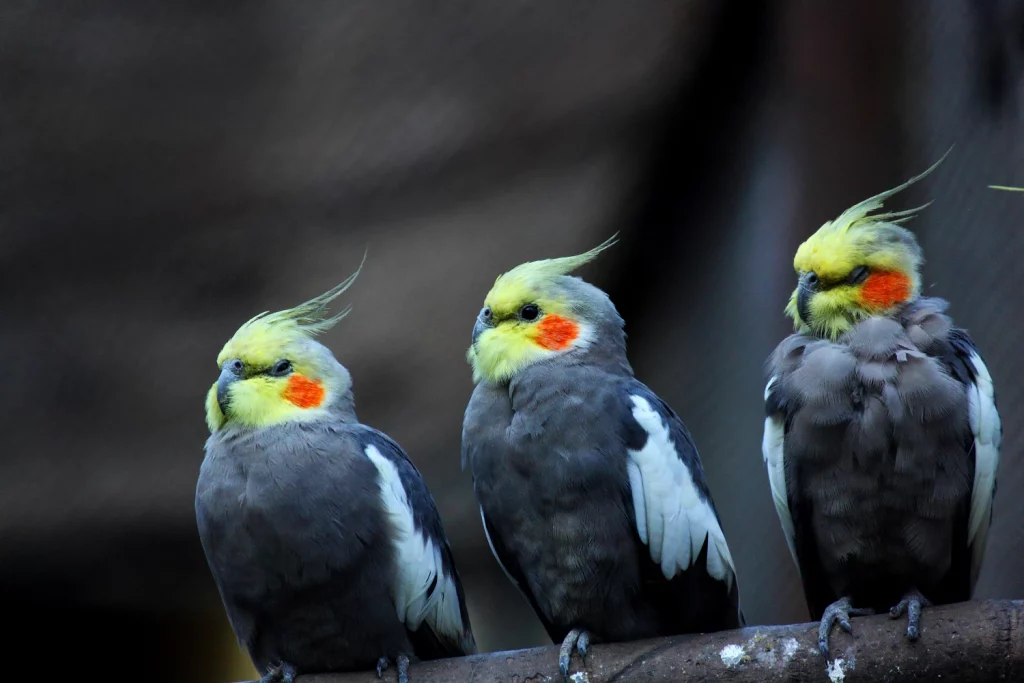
[1, 1, 1022, 681]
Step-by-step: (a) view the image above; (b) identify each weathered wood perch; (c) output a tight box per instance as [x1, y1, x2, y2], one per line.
[248, 599, 1022, 683]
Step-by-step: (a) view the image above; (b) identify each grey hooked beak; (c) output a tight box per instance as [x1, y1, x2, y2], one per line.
[797, 271, 818, 324]
[472, 318, 488, 346]
[472, 307, 496, 347]
[217, 360, 243, 416]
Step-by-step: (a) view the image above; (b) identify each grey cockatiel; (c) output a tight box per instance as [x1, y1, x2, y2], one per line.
[462, 236, 744, 681]
[763, 159, 1003, 660]
[195, 264, 476, 683]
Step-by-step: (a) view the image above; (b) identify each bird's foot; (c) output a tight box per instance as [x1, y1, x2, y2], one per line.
[259, 662, 297, 683]
[889, 589, 932, 641]
[558, 628, 596, 682]
[375, 655, 410, 683]
[818, 596, 875, 660]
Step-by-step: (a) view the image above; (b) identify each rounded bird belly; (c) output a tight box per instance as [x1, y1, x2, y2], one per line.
[808, 459, 962, 601]
[254, 579, 410, 674]
[488, 482, 642, 639]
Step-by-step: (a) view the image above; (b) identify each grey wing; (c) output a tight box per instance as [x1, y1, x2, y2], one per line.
[762, 374, 799, 572]
[356, 427, 477, 657]
[941, 330, 1002, 590]
[761, 334, 851, 620]
[478, 504, 564, 641]
[623, 383, 743, 623]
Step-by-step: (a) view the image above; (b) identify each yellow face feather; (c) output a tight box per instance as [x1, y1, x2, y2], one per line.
[785, 152, 950, 340]
[205, 254, 364, 432]
[467, 234, 617, 384]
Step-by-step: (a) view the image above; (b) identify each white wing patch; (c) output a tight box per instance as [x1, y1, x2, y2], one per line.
[364, 445, 466, 642]
[762, 376, 798, 571]
[626, 395, 736, 589]
[964, 352, 1001, 589]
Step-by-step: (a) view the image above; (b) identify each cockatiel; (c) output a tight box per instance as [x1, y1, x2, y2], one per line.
[461, 236, 744, 681]
[195, 260, 476, 683]
[763, 157, 1003, 660]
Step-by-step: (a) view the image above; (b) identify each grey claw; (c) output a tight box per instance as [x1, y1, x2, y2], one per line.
[818, 597, 873, 660]
[577, 631, 590, 658]
[890, 590, 930, 642]
[259, 662, 292, 683]
[558, 629, 583, 682]
[397, 654, 410, 683]
[376, 656, 389, 678]
[907, 599, 922, 641]
[558, 650, 571, 680]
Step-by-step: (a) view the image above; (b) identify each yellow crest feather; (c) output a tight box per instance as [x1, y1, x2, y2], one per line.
[216, 250, 366, 367]
[493, 232, 618, 287]
[246, 249, 365, 337]
[989, 185, 1024, 192]
[825, 146, 951, 238]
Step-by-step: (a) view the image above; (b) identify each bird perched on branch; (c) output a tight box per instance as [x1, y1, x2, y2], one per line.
[461, 236, 744, 681]
[195, 257, 476, 683]
[763, 154, 1002, 660]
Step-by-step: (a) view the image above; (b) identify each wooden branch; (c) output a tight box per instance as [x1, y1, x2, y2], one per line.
[261, 599, 1023, 683]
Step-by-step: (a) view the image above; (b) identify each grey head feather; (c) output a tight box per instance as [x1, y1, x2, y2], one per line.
[541, 275, 632, 376]
[292, 337, 358, 422]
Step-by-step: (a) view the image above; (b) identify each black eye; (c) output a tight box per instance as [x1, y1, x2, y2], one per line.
[481, 306, 493, 321]
[270, 360, 293, 377]
[849, 266, 870, 284]
[804, 271, 819, 286]
[519, 303, 540, 321]
[228, 359, 244, 374]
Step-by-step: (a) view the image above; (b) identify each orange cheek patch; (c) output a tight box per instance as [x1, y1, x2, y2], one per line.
[860, 271, 912, 309]
[535, 314, 580, 351]
[283, 374, 326, 409]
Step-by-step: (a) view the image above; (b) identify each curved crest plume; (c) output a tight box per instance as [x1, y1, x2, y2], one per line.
[238, 249, 367, 340]
[496, 232, 619, 286]
[989, 185, 1024, 192]
[828, 146, 952, 234]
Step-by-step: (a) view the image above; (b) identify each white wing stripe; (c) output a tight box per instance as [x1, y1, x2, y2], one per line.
[626, 460, 648, 544]
[626, 395, 736, 588]
[364, 445, 464, 640]
[965, 351, 1001, 587]
[480, 506, 519, 589]
[762, 376, 799, 571]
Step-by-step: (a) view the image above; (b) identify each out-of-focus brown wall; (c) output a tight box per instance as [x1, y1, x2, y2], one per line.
[1, 2, 1020, 681]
